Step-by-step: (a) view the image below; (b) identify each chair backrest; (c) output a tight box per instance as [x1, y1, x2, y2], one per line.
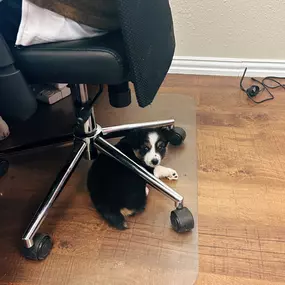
[117, 0, 175, 107]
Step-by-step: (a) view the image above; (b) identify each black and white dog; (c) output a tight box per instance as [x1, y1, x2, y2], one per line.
[87, 128, 178, 230]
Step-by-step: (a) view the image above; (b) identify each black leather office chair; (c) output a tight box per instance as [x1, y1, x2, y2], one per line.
[0, 0, 194, 261]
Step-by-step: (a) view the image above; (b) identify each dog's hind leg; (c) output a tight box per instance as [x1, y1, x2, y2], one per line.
[96, 205, 128, 230]
[145, 186, 149, 196]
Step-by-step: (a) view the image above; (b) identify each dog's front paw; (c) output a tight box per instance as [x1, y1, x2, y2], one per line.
[154, 166, 179, 180]
[166, 169, 179, 180]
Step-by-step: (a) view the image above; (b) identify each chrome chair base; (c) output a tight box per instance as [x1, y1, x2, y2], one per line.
[20, 84, 194, 260]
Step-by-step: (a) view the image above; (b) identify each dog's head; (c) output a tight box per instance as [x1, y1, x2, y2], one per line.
[126, 128, 169, 168]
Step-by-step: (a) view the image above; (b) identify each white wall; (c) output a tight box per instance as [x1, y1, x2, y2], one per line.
[170, 0, 285, 59]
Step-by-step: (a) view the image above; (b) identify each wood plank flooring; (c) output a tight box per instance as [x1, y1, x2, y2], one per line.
[161, 75, 285, 284]
[1, 74, 285, 284]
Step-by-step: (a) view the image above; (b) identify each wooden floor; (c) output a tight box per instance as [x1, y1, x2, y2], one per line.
[1, 74, 285, 284]
[161, 75, 285, 285]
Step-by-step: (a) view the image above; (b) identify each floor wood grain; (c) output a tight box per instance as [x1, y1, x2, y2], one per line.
[1, 74, 285, 284]
[161, 75, 285, 284]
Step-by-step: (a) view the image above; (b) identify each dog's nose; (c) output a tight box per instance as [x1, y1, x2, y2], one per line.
[151, 158, 159, 166]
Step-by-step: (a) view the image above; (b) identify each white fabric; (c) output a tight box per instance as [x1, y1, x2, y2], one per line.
[16, 0, 106, 46]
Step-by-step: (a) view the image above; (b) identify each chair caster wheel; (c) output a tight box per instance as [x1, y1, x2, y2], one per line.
[0, 159, 9, 178]
[170, 207, 194, 233]
[22, 233, 53, 261]
[168, 127, 186, 146]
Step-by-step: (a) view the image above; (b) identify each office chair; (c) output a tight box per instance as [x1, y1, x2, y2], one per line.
[0, 0, 195, 261]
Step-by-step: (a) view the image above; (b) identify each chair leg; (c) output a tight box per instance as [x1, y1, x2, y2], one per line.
[22, 140, 86, 260]
[101, 119, 175, 139]
[0, 133, 73, 155]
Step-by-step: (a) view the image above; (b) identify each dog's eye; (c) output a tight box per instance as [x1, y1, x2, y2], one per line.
[157, 143, 166, 150]
[141, 146, 150, 153]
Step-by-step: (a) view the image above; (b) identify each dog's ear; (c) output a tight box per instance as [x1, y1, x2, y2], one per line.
[160, 128, 171, 145]
[125, 130, 141, 149]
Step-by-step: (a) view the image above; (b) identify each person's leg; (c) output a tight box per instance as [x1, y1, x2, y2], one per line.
[0, 0, 22, 43]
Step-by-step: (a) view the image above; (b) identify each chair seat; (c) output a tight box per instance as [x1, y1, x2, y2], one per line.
[11, 31, 129, 84]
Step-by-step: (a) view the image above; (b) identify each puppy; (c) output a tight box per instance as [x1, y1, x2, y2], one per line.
[87, 128, 178, 230]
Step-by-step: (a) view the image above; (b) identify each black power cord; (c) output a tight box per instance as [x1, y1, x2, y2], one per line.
[240, 68, 285, 104]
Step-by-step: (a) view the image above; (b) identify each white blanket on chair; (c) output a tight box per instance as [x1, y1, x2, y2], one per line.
[16, 0, 106, 46]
